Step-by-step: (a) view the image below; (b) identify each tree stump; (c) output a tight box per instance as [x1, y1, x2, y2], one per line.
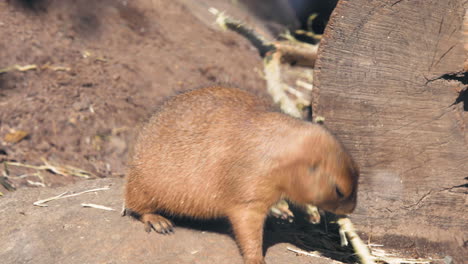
[314, 0, 467, 260]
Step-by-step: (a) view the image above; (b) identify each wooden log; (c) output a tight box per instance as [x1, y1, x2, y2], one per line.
[314, 0, 467, 261]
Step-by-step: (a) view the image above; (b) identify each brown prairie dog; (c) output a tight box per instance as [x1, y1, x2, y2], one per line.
[124, 86, 359, 264]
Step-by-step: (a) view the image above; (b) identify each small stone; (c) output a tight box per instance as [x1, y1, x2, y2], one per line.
[72, 101, 89, 111]
[443, 256, 453, 264]
[107, 136, 127, 155]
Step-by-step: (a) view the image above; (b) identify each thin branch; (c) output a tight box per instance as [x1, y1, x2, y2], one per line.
[337, 218, 376, 264]
[81, 203, 115, 211]
[33, 186, 110, 207]
[209, 8, 274, 56]
[4, 158, 95, 179]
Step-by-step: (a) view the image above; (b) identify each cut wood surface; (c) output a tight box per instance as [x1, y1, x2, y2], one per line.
[314, 0, 467, 261]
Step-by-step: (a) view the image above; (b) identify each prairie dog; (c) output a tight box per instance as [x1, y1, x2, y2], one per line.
[124, 86, 359, 264]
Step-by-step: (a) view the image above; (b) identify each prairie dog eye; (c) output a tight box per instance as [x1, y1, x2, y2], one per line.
[308, 164, 319, 173]
[335, 185, 345, 199]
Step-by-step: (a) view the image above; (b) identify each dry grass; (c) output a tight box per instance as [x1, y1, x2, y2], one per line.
[4, 158, 95, 179]
[33, 186, 110, 207]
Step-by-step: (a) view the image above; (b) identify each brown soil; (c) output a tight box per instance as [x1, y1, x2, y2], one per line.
[0, 0, 267, 189]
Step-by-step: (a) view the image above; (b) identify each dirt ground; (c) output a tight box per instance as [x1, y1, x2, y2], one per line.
[0, 0, 269, 189]
[1, 178, 339, 264]
[0, 0, 465, 263]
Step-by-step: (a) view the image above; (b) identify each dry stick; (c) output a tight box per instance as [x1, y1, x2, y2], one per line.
[0, 64, 70, 74]
[208, 8, 274, 57]
[81, 203, 115, 211]
[41, 64, 71, 72]
[33, 191, 68, 207]
[5, 159, 94, 179]
[273, 41, 318, 67]
[41, 158, 93, 179]
[209, 8, 318, 65]
[33, 186, 110, 207]
[337, 218, 375, 264]
[296, 79, 314, 91]
[209, 7, 317, 118]
[211, 7, 293, 112]
[26, 180, 46, 187]
[291, 13, 323, 42]
[0, 64, 37, 74]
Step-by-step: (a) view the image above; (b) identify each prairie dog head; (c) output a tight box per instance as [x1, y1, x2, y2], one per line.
[282, 124, 359, 215]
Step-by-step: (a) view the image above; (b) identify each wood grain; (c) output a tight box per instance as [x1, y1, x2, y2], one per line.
[314, 0, 467, 259]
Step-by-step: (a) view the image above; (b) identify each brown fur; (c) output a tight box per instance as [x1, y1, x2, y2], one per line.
[124, 86, 359, 264]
